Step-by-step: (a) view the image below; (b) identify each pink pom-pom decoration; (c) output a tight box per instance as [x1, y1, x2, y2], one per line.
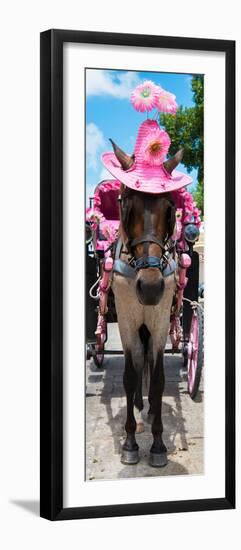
[141, 127, 171, 166]
[130, 80, 159, 112]
[172, 208, 183, 241]
[171, 188, 202, 229]
[86, 207, 104, 230]
[155, 87, 178, 114]
[101, 220, 118, 243]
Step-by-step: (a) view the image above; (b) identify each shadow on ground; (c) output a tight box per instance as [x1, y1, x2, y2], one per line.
[10, 500, 40, 516]
[86, 352, 204, 480]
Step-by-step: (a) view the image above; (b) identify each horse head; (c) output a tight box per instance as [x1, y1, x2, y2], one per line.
[111, 140, 181, 306]
[119, 187, 176, 305]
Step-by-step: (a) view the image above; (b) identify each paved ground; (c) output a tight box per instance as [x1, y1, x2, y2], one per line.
[86, 324, 204, 481]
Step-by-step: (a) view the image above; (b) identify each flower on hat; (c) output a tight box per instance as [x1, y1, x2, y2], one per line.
[130, 80, 159, 112]
[141, 127, 171, 166]
[155, 87, 178, 114]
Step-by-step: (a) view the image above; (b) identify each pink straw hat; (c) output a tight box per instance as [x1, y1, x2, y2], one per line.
[101, 119, 192, 194]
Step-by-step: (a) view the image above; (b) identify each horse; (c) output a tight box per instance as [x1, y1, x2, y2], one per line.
[110, 141, 182, 467]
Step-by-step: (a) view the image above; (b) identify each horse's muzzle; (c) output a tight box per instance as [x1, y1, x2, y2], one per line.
[136, 275, 165, 305]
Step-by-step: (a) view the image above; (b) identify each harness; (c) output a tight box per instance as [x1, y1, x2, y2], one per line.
[87, 183, 201, 354]
[113, 238, 177, 279]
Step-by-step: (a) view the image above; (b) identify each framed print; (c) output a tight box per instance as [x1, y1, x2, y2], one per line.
[40, 29, 235, 520]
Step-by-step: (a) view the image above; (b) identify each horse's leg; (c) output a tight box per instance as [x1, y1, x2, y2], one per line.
[121, 349, 139, 464]
[134, 368, 145, 433]
[134, 407, 145, 433]
[121, 327, 145, 464]
[112, 274, 144, 464]
[147, 338, 154, 417]
[144, 275, 175, 467]
[149, 349, 167, 467]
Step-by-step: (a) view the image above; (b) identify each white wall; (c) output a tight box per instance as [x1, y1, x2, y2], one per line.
[0, 1, 239, 548]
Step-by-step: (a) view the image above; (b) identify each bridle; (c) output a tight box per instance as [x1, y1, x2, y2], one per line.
[129, 233, 176, 277]
[119, 190, 177, 276]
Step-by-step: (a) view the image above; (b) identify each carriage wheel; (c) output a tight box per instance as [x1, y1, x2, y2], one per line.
[169, 315, 182, 351]
[86, 343, 104, 368]
[187, 306, 204, 399]
[91, 343, 104, 368]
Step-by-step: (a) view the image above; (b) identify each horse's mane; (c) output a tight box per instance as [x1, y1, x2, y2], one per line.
[118, 185, 133, 244]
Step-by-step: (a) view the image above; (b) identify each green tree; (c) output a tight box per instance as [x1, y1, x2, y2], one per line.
[160, 75, 204, 213]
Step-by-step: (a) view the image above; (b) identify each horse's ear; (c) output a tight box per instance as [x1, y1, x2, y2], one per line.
[109, 138, 134, 170]
[163, 148, 184, 174]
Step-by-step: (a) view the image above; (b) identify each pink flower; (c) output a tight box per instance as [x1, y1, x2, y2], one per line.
[193, 207, 201, 217]
[141, 127, 171, 166]
[101, 221, 118, 244]
[130, 80, 159, 112]
[86, 207, 103, 229]
[172, 208, 183, 241]
[93, 180, 121, 209]
[102, 182, 113, 192]
[93, 195, 101, 208]
[176, 208, 183, 220]
[155, 87, 178, 114]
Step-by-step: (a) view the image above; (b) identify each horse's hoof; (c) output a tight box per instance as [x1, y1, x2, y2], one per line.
[149, 452, 167, 468]
[136, 422, 145, 434]
[121, 449, 139, 465]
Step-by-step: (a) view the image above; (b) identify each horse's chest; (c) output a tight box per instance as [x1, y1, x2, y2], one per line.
[112, 273, 140, 312]
[111, 272, 175, 330]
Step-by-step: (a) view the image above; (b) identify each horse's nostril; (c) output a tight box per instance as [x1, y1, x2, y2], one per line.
[136, 276, 165, 305]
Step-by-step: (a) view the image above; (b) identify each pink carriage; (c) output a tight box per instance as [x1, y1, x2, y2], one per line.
[86, 179, 204, 400]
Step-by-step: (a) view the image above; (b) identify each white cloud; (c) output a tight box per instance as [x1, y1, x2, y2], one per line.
[86, 122, 105, 170]
[99, 167, 112, 181]
[86, 69, 140, 98]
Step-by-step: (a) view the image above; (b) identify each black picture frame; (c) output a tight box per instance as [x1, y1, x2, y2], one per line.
[40, 29, 235, 521]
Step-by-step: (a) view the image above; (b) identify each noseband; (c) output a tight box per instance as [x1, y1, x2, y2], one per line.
[130, 235, 176, 276]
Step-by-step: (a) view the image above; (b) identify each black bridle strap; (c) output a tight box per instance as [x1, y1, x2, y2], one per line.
[131, 234, 166, 250]
[134, 254, 177, 276]
[135, 256, 163, 270]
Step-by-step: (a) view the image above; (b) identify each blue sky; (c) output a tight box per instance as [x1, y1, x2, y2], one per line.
[85, 69, 198, 202]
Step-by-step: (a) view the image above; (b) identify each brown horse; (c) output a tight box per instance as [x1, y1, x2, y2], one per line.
[111, 141, 182, 467]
